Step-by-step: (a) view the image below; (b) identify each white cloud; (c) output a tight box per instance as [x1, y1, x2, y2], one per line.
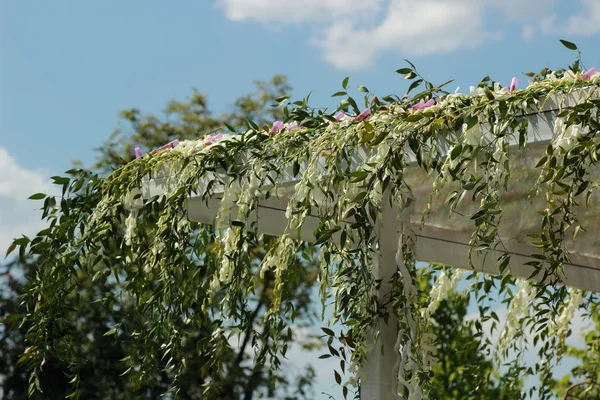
[529, 0, 600, 38]
[217, 0, 600, 69]
[0, 146, 56, 256]
[315, 0, 498, 69]
[218, 0, 498, 69]
[488, 0, 558, 21]
[216, 0, 384, 24]
[522, 24, 535, 41]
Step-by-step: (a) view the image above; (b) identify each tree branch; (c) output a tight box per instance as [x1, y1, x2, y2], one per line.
[562, 380, 597, 400]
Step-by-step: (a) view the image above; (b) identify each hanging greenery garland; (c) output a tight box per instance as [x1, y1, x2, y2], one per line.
[8, 46, 600, 399]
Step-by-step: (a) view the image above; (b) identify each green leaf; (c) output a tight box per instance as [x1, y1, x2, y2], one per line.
[403, 59, 417, 69]
[407, 79, 423, 94]
[404, 114, 424, 122]
[451, 145, 463, 160]
[321, 327, 335, 336]
[334, 370, 342, 385]
[351, 191, 367, 203]
[342, 76, 349, 89]
[331, 91, 347, 97]
[223, 123, 236, 133]
[464, 116, 478, 131]
[103, 328, 117, 336]
[395, 68, 412, 74]
[560, 39, 578, 51]
[28, 193, 46, 200]
[5, 242, 16, 257]
[357, 85, 369, 93]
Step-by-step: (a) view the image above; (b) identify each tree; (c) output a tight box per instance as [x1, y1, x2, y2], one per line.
[551, 300, 600, 399]
[419, 269, 522, 399]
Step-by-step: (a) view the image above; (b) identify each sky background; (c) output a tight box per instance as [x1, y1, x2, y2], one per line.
[2, 1, 600, 398]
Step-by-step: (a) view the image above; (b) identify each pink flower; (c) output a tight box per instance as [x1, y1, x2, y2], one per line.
[269, 120, 285, 136]
[150, 139, 180, 155]
[335, 111, 346, 121]
[354, 108, 371, 122]
[134, 147, 142, 159]
[287, 122, 300, 131]
[509, 77, 518, 92]
[412, 100, 425, 110]
[582, 67, 597, 81]
[411, 98, 435, 110]
[205, 133, 225, 145]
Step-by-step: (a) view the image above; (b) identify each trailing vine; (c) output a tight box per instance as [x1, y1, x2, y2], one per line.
[8, 43, 600, 399]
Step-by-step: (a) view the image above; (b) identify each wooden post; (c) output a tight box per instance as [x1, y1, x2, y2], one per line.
[360, 196, 404, 400]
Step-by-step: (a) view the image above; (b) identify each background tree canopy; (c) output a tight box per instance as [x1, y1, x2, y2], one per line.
[1, 69, 597, 399]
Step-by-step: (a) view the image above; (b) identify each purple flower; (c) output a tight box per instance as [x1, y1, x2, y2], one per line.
[269, 120, 285, 136]
[287, 122, 300, 131]
[134, 147, 142, 159]
[335, 111, 346, 121]
[205, 133, 225, 145]
[150, 139, 180, 155]
[412, 100, 425, 110]
[411, 98, 435, 110]
[582, 67, 597, 81]
[354, 108, 371, 122]
[502, 87, 509, 92]
[509, 77, 518, 92]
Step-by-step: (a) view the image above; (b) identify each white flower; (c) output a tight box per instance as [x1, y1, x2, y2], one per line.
[124, 211, 138, 246]
[469, 86, 486, 97]
[123, 189, 143, 210]
[219, 228, 238, 283]
[550, 288, 583, 338]
[422, 269, 465, 319]
[499, 279, 532, 352]
[554, 118, 583, 151]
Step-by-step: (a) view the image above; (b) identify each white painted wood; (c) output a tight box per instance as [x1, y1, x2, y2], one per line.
[360, 199, 402, 400]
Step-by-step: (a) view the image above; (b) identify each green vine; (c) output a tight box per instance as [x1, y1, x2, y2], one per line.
[8, 46, 600, 399]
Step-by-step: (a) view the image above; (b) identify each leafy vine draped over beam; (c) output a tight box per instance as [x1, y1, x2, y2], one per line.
[9, 53, 600, 399]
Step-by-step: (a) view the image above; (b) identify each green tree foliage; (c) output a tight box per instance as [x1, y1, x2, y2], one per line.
[419, 269, 522, 400]
[551, 301, 600, 399]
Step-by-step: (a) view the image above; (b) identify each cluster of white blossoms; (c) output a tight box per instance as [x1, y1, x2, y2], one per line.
[422, 268, 466, 320]
[553, 117, 585, 151]
[124, 211, 137, 247]
[499, 279, 532, 352]
[213, 227, 239, 291]
[550, 287, 584, 339]
[173, 133, 239, 157]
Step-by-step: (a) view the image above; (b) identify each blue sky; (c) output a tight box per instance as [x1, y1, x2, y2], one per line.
[2, 0, 600, 398]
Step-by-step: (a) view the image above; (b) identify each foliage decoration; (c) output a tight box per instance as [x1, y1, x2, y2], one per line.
[8, 48, 600, 399]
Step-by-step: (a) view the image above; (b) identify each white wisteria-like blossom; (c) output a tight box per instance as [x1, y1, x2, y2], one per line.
[422, 268, 466, 320]
[124, 211, 137, 246]
[550, 287, 584, 339]
[498, 279, 532, 352]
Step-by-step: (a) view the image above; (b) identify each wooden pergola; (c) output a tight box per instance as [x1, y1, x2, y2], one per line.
[135, 87, 600, 400]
